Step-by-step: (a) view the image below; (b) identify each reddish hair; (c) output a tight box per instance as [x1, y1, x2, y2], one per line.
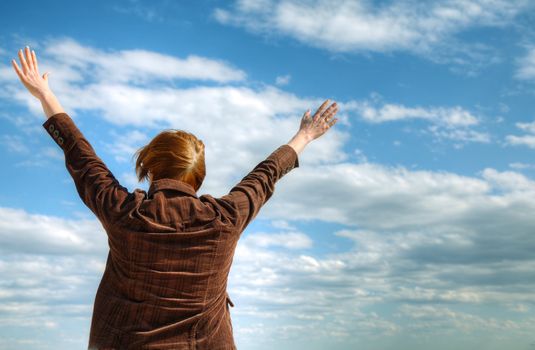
[133, 129, 206, 192]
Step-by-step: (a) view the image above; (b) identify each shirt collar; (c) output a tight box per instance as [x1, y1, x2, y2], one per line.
[148, 178, 198, 198]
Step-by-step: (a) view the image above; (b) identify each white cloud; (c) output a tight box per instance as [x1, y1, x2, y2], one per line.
[507, 303, 529, 313]
[243, 161, 535, 308]
[270, 220, 297, 231]
[346, 98, 490, 143]
[396, 304, 535, 333]
[2, 138, 65, 168]
[41, 37, 246, 84]
[516, 121, 535, 133]
[353, 101, 478, 126]
[112, 0, 163, 22]
[214, 0, 529, 67]
[245, 231, 313, 249]
[228, 169, 535, 342]
[482, 168, 535, 192]
[0, 207, 108, 255]
[509, 162, 535, 170]
[0, 65, 17, 84]
[0, 206, 108, 348]
[515, 47, 535, 80]
[506, 121, 535, 148]
[275, 162, 528, 229]
[506, 135, 535, 148]
[105, 129, 149, 163]
[0, 134, 30, 153]
[428, 126, 491, 143]
[275, 74, 291, 86]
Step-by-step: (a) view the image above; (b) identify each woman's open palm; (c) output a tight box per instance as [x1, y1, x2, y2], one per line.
[299, 99, 339, 141]
[12, 46, 51, 100]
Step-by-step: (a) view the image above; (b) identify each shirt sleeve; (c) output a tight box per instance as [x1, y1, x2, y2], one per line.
[214, 144, 299, 235]
[42, 112, 131, 226]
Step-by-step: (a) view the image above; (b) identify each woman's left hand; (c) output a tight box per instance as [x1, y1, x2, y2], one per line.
[12, 46, 52, 100]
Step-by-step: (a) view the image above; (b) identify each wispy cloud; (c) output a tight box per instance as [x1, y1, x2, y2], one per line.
[38, 37, 247, 85]
[275, 74, 291, 86]
[510, 162, 535, 170]
[111, 0, 164, 22]
[213, 0, 530, 69]
[352, 101, 478, 126]
[244, 231, 313, 249]
[0, 207, 108, 255]
[346, 97, 490, 144]
[229, 161, 535, 342]
[506, 121, 535, 148]
[105, 129, 149, 163]
[0, 134, 30, 153]
[515, 47, 535, 80]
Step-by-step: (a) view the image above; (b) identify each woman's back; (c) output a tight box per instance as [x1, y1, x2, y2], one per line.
[88, 145, 299, 349]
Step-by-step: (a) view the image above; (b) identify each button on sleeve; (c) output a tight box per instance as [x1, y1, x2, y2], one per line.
[42, 113, 78, 152]
[42, 112, 131, 226]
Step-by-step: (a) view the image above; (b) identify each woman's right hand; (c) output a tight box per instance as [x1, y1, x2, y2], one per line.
[298, 99, 339, 142]
[12, 46, 52, 100]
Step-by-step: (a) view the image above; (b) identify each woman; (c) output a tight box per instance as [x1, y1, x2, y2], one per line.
[12, 46, 339, 349]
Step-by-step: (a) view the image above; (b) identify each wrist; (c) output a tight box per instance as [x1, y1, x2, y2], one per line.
[38, 89, 55, 102]
[294, 131, 313, 144]
[287, 131, 311, 156]
[39, 90, 65, 118]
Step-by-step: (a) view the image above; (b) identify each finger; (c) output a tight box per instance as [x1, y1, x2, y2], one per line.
[328, 118, 338, 128]
[32, 50, 40, 73]
[321, 102, 338, 120]
[312, 99, 330, 122]
[319, 106, 338, 128]
[25, 46, 34, 71]
[11, 59, 25, 81]
[302, 109, 310, 120]
[18, 49, 29, 74]
[313, 99, 330, 118]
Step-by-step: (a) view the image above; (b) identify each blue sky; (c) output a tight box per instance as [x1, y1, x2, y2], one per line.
[1, 0, 535, 349]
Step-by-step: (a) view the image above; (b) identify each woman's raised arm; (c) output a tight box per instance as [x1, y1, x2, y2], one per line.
[213, 100, 339, 236]
[11, 46, 131, 228]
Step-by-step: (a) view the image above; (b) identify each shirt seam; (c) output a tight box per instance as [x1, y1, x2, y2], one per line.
[191, 218, 225, 349]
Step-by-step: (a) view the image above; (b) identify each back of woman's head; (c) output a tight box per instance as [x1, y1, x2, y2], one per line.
[133, 129, 206, 192]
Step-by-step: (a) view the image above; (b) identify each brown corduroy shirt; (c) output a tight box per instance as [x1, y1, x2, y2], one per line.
[42, 112, 299, 349]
